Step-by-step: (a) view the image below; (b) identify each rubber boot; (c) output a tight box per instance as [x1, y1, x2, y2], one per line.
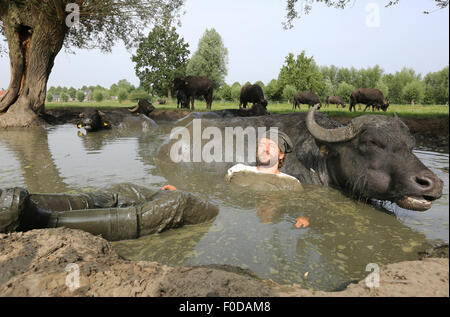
[0, 188, 29, 233]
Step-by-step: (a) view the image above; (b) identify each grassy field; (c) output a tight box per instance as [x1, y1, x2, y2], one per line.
[46, 100, 449, 119]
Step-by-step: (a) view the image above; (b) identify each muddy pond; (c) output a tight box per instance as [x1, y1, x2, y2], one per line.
[0, 119, 448, 291]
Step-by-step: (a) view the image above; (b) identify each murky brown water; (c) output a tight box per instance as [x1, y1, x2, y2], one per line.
[0, 122, 448, 291]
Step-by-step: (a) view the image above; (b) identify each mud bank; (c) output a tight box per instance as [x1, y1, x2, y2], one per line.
[0, 228, 447, 297]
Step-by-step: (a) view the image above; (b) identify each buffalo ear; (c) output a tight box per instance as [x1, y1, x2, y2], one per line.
[320, 145, 329, 156]
[79, 113, 84, 118]
[98, 110, 106, 116]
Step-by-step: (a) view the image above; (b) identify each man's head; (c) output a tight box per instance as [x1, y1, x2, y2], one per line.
[256, 129, 293, 168]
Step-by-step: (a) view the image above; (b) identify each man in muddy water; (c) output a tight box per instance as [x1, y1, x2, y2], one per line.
[225, 128, 309, 227]
[225, 128, 302, 190]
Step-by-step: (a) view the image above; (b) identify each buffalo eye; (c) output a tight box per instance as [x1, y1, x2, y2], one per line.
[358, 138, 385, 153]
[366, 139, 385, 149]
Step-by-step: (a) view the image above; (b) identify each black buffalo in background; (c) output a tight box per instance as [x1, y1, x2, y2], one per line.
[76, 109, 111, 132]
[176, 90, 189, 109]
[293, 92, 321, 110]
[326, 96, 346, 108]
[239, 84, 268, 109]
[350, 88, 390, 112]
[174, 76, 214, 110]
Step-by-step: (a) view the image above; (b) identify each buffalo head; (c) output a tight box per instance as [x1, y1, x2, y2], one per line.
[305, 107, 443, 211]
[128, 99, 155, 117]
[173, 77, 188, 90]
[77, 109, 111, 132]
[381, 99, 390, 112]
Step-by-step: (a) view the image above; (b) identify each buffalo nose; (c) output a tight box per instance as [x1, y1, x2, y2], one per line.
[410, 173, 443, 199]
[414, 176, 433, 190]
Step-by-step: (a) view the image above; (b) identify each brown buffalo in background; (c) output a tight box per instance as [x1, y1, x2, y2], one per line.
[326, 96, 346, 108]
[350, 88, 390, 112]
[293, 92, 321, 110]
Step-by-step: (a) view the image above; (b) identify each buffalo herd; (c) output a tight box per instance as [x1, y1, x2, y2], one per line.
[173, 77, 390, 113]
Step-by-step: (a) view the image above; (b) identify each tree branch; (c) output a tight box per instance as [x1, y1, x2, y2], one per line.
[52, 0, 65, 23]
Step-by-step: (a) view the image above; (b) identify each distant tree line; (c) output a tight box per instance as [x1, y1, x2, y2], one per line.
[46, 79, 155, 104]
[215, 52, 448, 105]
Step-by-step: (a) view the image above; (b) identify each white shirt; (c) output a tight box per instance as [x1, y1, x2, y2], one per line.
[226, 163, 301, 184]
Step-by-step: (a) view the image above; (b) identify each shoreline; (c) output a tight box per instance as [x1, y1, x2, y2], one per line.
[0, 228, 448, 297]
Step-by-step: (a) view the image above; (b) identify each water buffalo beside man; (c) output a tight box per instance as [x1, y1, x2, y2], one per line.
[239, 84, 268, 109]
[293, 92, 321, 110]
[159, 107, 443, 212]
[350, 88, 390, 112]
[174, 76, 214, 110]
[326, 96, 346, 108]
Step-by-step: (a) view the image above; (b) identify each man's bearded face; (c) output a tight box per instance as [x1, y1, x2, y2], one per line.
[257, 138, 280, 167]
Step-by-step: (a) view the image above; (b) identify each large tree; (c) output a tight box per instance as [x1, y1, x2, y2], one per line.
[0, 0, 183, 127]
[278, 51, 324, 95]
[132, 25, 189, 101]
[186, 28, 228, 89]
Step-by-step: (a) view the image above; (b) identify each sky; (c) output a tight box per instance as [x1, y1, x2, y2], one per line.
[0, 0, 449, 90]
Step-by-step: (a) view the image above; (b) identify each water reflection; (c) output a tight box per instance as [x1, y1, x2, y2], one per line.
[0, 127, 70, 192]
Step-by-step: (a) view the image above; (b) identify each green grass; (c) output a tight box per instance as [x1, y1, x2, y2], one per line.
[46, 100, 449, 119]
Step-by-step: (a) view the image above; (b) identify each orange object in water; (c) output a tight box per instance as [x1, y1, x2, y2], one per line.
[295, 217, 310, 228]
[161, 185, 177, 191]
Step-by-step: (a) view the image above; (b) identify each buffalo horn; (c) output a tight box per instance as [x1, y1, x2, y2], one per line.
[128, 105, 140, 113]
[306, 105, 361, 143]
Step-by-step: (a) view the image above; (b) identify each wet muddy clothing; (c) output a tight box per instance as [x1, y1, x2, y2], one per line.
[225, 164, 303, 192]
[0, 184, 218, 241]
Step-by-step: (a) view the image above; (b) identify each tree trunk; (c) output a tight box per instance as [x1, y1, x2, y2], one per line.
[0, 2, 67, 128]
[167, 88, 173, 103]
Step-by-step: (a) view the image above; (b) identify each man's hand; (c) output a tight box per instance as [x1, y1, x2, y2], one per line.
[161, 185, 177, 191]
[295, 216, 309, 228]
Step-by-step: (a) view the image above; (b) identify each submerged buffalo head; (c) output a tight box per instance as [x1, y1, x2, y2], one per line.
[77, 109, 111, 132]
[128, 99, 155, 117]
[304, 107, 443, 211]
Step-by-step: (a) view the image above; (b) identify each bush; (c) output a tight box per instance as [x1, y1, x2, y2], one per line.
[47, 93, 53, 103]
[231, 85, 241, 101]
[127, 90, 152, 102]
[265, 79, 283, 101]
[61, 93, 69, 102]
[336, 82, 355, 103]
[402, 81, 425, 104]
[218, 83, 232, 101]
[94, 90, 105, 102]
[76, 91, 85, 102]
[118, 89, 129, 103]
[282, 85, 296, 103]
